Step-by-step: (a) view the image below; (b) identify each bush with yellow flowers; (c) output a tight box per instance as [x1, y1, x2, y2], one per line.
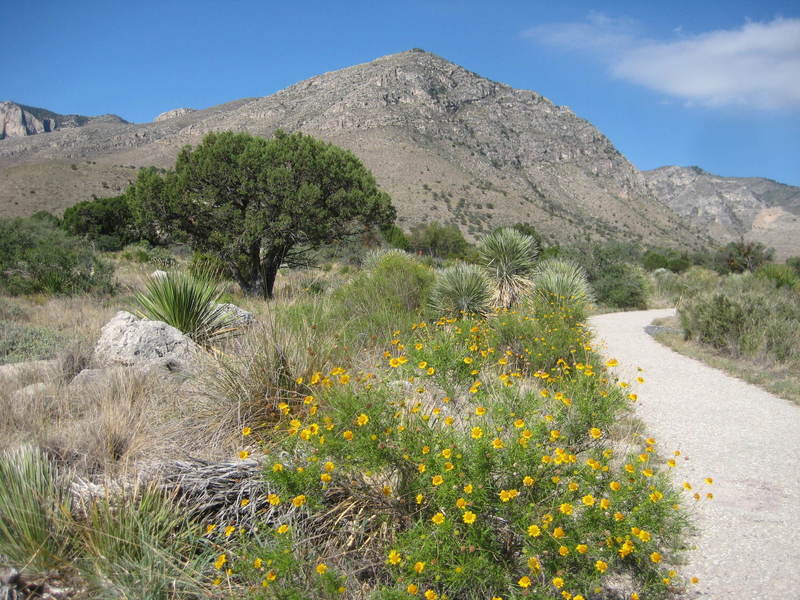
[218, 293, 692, 600]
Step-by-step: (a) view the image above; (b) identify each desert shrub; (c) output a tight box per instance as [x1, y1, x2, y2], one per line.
[0, 446, 73, 574]
[679, 276, 800, 363]
[429, 263, 493, 317]
[0, 320, 70, 365]
[755, 263, 799, 289]
[643, 248, 691, 273]
[0, 217, 115, 296]
[714, 239, 774, 274]
[62, 194, 137, 251]
[329, 253, 434, 343]
[409, 221, 472, 259]
[134, 270, 238, 346]
[478, 227, 539, 308]
[786, 256, 800, 276]
[530, 258, 593, 316]
[592, 263, 648, 309]
[361, 247, 408, 270]
[381, 223, 411, 250]
[225, 302, 690, 600]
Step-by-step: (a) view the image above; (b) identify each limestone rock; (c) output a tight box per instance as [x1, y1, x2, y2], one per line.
[153, 107, 197, 122]
[0, 101, 127, 140]
[94, 311, 200, 372]
[216, 303, 256, 327]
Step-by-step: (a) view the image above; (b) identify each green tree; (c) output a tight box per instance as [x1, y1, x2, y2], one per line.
[714, 239, 774, 274]
[127, 167, 176, 245]
[144, 131, 394, 298]
[408, 221, 471, 259]
[62, 194, 136, 250]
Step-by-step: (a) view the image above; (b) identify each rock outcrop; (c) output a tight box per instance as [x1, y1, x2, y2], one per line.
[644, 166, 800, 259]
[153, 107, 196, 122]
[0, 101, 127, 140]
[93, 311, 199, 372]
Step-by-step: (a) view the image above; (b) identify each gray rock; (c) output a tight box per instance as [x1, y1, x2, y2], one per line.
[216, 303, 256, 327]
[153, 107, 196, 122]
[93, 311, 200, 372]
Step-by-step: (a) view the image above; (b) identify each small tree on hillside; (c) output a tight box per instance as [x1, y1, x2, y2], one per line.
[136, 130, 395, 298]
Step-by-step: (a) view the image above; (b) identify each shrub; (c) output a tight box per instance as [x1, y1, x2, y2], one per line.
[381, 224, 411, 250]
[755, 263, 799, 289]
[409, 221, 472, 259]
[429, 263, 493, 317]
[592, 263, 648, 309]
[643, 248, 691, 273]
[714, 239, 774, 273]
[478, 228, 539, 308]
[62, 194, 137, 251]
[0, 320, 70, 364]
[134, 270, 238, 346]
[0, 216, 115, 296]
[679, 275, 800, 363]
[530, 258, 593, 315]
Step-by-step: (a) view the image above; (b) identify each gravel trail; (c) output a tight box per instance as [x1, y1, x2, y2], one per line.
[589, 308, 800, 600]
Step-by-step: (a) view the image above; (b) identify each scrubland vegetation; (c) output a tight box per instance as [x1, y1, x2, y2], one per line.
[0, 130, 792, 598]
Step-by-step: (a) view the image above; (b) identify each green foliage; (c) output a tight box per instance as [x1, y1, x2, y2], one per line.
[530, 258, 594, 316]
[642, 248, 691, 273]
[137, 130, 395, 299]
[126, 167, 177, 245]
[189, 250, 230, 281]
[429, 263, 493, 317]
[0, 446, 73, 574]
[134, 270, 238, 346]
[679, 273, 800, 363]
[0, 320, 70, 365]
[478, 227, 539, 308]
[755, 263, 799, 289]
[592, 263, 648, 309]
[786, 256, 800, 276]
[381, 224, 411, 250]
[0, 216, 115, 296]
[62, 194, 136, 251]
[714, 239, 774, 274]
[408, 221, 472, 260]
[509, 222, 544, 251]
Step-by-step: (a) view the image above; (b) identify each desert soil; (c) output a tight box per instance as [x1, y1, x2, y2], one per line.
[589, 308, 800, 600]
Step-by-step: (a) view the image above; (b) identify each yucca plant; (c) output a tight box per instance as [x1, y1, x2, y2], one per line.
[135, 270, 238, 346]
[478, 228, 539, 308]
[0, 446, 73, 574]
[429, 263, 493, 317]
[531, 258, 594, 311]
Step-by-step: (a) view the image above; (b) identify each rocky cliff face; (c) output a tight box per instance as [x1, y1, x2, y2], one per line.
[0, 50, 706, 250]
[0, 101, 127, 140]
[154, 108, 196, 122]
[644, 166, 800, 258]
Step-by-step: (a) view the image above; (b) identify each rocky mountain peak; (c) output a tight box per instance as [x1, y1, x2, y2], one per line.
[0, 101, 127, 140]
[154, 108, 197, 122]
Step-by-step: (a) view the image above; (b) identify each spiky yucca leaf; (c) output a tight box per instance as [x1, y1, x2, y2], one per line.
[0, 446, 73, 574]
[135, 270, 237, 346]
[429, 263, 493, 317]
[531, 258, 594, 309]
[478, 228, 539, 308]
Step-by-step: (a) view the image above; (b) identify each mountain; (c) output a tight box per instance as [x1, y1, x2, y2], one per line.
[0, 101, 128, 139]
[0, 49, 708, 250]
[644, 166, 800, 259]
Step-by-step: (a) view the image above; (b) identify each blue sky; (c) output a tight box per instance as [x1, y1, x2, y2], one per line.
[2, 0, 799, 185]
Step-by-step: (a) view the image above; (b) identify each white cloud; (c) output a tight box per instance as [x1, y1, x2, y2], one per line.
[525, 15, 800, 110]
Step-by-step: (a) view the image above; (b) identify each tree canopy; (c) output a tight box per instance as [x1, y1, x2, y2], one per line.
[131, 130, 395, 298]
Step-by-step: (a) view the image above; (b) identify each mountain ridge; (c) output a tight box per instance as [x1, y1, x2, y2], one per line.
[0, 49, 710, 250]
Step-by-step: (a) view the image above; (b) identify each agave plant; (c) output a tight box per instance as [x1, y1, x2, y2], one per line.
[135, 270, 238, 346]
[530, 258, 594, 309]
[429, 263, 493, 318]
[478, 228, 539, 308]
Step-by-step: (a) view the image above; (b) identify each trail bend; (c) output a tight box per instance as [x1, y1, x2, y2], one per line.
[589, 308, 800, 600]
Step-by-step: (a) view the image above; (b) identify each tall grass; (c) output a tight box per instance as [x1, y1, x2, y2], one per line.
[0, 446, 73, 574]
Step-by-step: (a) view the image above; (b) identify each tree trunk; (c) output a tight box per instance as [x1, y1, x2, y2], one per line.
[261, 249, 286, 300]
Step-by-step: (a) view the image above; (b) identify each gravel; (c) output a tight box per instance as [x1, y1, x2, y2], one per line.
[589, 308, 800, 599]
